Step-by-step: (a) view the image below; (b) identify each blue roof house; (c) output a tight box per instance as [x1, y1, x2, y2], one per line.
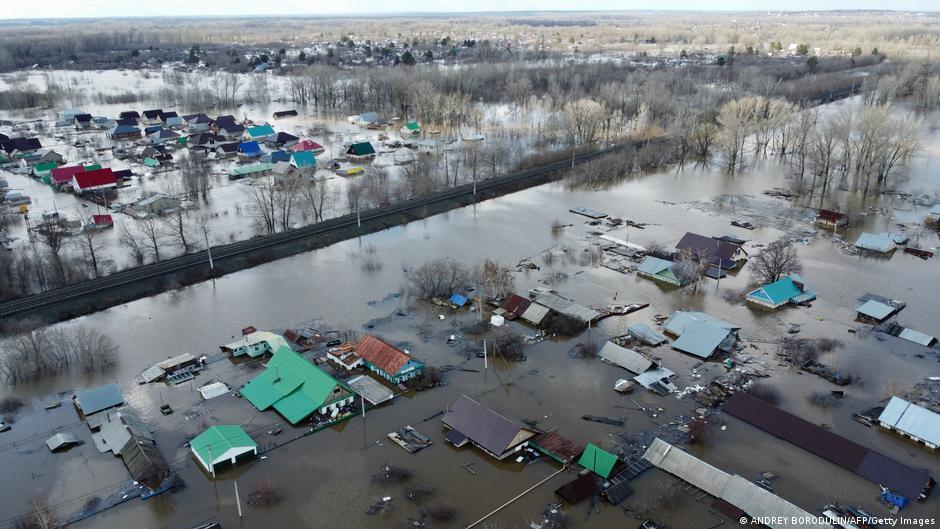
[238, 141, 262, 158]
[262, 150, 290, 163]
[663, 311, 740, 359]
[290, 151, 317, 169]
[746, 275, 816, 309]
[636, 256, 684, 287]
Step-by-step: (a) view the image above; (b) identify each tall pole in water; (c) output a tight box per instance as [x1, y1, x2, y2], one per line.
[234, 481, 242, 518]
[203, 226, 214, 270]
[483, 339, 487, 370]
[361, 391, 366, 420]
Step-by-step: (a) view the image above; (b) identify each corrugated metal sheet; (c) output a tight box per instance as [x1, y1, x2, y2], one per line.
[672, 321, 732, 359]
[357, 335, 419, 376]
[634, 368, 677, 394]
[878, 396, 940, 448]
[599, 342, 655, 374]
[520, 302, 550, 326]
[533, 291, 599, 322]
[46, 432, 80, 451]
[347, 375, 394, 405]
[663, 311, 738, 335]
[627, 323, 667, 346]
[643, 439, 829, 529]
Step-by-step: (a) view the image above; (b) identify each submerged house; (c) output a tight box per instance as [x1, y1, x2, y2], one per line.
[346, 141, 376, 160]
[244, 125, 275, 142]
[878, 397, 940, 450]
[228, 163, 273, 180]
[814, 209, 849, 230]
[928, 205, 940, 225]
[221, 331, 291, 358]
[599, 341, 657, 375]
[354, 112, 380, 127]
[441, 395, 537, 460]
[855, 293, 905, 324]
[854, 232, 898, 254]
[745, 275, 816, 309]
[290, 150, 317, 170]
[578, 443, 620, 479]
[238, 141, 262, 158]
[241, 347, 355, 424]
[266, 131, 299, 149]
[190, 425, 257, 475]
[291, 139, 325, 155]
[674, 232, 747, 275]
[355, 335, 425, 383]
[108, 124, 142, 141]
[400, 120, 421, 135]
[663, 311, 739, 359]
[636, 256, 684, 287]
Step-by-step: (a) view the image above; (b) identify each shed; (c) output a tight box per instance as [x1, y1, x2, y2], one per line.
[856, 299, 898, 323]
[878, 396, 940, 450]
[500, 293, 532, 320]
[198, 381, 230, 400]
[634, 367, 678, 395]
[854, 232, 897, 254]
[555, 473, 600, 504]
[346, 374, 394, 405]
[347, 141, 376, 158]
[672, 321, 734, 359]
[599, 342, 655, 375]
[578, 443, 619, 479]
[191, 425, 257, 475]
[356, 335, 425, 383]
[46, 432, 81, 452]
[746, 275, 816, 309]
[532, 430, 583, 464]
[627, 323, 667, 346]
[520, 302, 550, 326]
[74, 383, 124, 416]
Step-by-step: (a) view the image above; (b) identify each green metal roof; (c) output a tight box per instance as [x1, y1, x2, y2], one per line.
[191, 425, 256, 467]
[241, 347, 351, 424]
[84, 164, 102, 171]
[246, 125, 275, 138]
[34, 161, 57, 173]
[229, 163, 274, 177]
[143, 157, 160, 167]
[404, 121, 420, 131]
[348, 142, 376, 156]
[577, 443, 618, 478]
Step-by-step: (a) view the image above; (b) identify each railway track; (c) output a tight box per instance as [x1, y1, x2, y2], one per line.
[0, 144, 626, 320]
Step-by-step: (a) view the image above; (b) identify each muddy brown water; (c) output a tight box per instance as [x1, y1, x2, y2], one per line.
[0, 98, 939, 529]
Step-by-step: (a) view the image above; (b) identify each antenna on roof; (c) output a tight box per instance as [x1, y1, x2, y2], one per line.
[273, 365, 281, 384]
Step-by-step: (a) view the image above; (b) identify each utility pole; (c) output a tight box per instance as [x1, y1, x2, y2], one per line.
[234, 481, 242, 518]
[203, 226, 214, 270]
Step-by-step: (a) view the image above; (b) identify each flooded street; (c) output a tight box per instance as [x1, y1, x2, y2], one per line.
[1, 95, 939, 529]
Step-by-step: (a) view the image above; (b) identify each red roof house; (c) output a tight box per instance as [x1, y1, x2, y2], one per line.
[290, 140, 325, 154]
[72, 168, 116, 193]
[50, 165, 86, 186]
[356, 335, 425, 383]
[91, 214, 113, 227]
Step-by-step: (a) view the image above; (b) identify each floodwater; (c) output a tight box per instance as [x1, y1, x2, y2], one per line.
[0, 69, 539, 271]
[0, 95, 939, 529]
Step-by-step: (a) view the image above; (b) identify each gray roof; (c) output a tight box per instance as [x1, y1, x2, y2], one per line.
[634, 367, 677, 393]
[898, 328, 935, 347]
[627, 323, 668, 346]
[520, 302, 550, 325]
[854, 232, 897, 252]
[636, 256, 675, 276]
[878, 396, 940, 447]
[856, 299, 895, 320]
[441, 395, 535, 458]
[664, 311, 739, 335]
[347, 375, 394, 405]
[599, 342, 655, 375]
[46, 432, 80, 451]
[643, 439, 829, 529]
[930, 204, 940, 216]
[532, 291, 599, 322]
[672, 321, 733, 359]
[74, 383, 124, 415]
[91, 411, 153, 454]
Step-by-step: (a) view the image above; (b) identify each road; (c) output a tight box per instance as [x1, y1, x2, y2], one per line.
[0, 144, 630, 320]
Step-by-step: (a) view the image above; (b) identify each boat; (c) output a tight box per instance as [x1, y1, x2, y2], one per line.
[44, 401, 62, 410]
[903, 247, 934, 259]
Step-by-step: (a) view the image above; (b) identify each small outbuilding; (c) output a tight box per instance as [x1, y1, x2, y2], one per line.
[745, 275, 816, 309]
[854, 232, 898, 254]
[74, 383, 124, 416]
[191, 425, 257, 475]
[46, 432, 81, 452]
[878, 396, 940, 450]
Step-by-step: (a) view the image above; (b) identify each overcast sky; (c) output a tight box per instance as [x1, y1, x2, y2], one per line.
[0, 0, 932, 20]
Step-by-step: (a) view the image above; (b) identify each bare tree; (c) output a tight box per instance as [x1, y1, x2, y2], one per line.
[162, 207, 190, 252]
[76, 228, 103, 278]
[119, 223, 146, 265]
[245, 176, 279, 235]
[405, 259, 470, 299]
[138, 218, 164, 261]
[749, 239, 802, 284]
[300, 176, 331, 223]
[34, 219, 70, 274]
[478, 258, 514, 300]
[673, 249, 707, 293]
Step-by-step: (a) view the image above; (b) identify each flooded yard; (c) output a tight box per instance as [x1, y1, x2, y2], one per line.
[0, 94, 939, 529]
